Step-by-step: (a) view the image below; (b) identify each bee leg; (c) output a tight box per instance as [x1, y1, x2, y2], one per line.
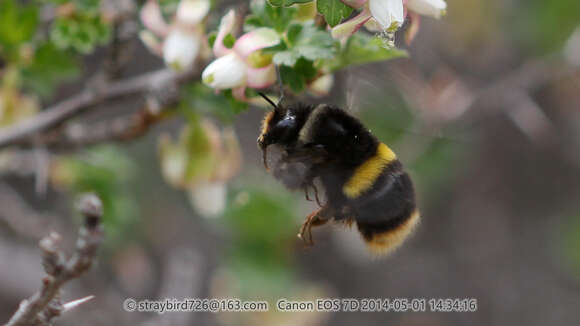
[304, 187, 312, 201]
[312, 183, 322, 208]
[298, 206, 330, 246]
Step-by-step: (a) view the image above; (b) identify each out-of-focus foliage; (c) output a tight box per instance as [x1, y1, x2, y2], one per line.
[0, 0, 80, 97]
[515, 0, 580, 53]
[41, 0, 112, 53]
[20, 42, 79, 97]
[222, 186, 299, 298]
[50, 146, 139, 244]
[0, 0, 38, 59]
[180, 83, 250, 123]
[0, 68, 39, 126]
[563, 214, 580, 277]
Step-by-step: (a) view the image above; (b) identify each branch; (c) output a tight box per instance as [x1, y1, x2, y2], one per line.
[36, 105, 169, 150]
[4, 194, 104, 326]
[0, 68, 196, 150]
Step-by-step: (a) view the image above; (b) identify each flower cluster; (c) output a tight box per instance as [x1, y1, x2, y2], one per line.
[201, 10, 281, 100]
[158, 118, 242, 217]
[332, 0, 447, 41]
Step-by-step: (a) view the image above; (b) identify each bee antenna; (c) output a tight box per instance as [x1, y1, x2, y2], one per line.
[258, 92, 278, 110]
[275, 65, 285, 106]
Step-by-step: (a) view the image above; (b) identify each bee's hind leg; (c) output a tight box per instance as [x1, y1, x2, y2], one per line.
[298, 206, 331, 246]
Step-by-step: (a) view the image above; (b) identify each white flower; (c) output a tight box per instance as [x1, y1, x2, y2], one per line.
[368, 0, 405, 30]
[176, 0, 210, 26]
[140, 0, 169, 37]
[163, 29, 201, 71]
[202, 53, 247, 89]
[202, 11, 281, 93]
[406, 0, 447, 19]
[332, 0, 404, 39]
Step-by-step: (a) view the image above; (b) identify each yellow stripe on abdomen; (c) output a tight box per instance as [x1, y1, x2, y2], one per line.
[365, 209, 420, 256]
[342, 143, 396, 198]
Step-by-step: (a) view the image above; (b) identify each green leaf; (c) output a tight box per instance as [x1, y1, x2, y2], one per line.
[286, 24, 303, 45]
[280, 65, 305, 92]
[244, 15, 264, 31]
[207, 31, 217, 48]
[273, 51, 301, 66]
[329, 33, 408, 71]
[0, 0, 38, 49]
[223, 33, 236, 48]
[21, 43, 79, 98]
[272, 22, 335, 66]
[316, 0, 353, 27]
[244, 1, 297, 32]
[268, 0, 313, 7]
[293, 58, 317, 79]
[179, 83, 247, 123]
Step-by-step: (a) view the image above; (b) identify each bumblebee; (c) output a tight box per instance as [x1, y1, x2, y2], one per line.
[257, 94, 419, 256]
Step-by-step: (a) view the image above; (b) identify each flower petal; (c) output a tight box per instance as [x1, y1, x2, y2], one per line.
[139, 30, 163, 56]
[246, 64, 276, 89]
[405, 12, 421, 45]
[202, 53, 247, 89]
[331, 8, 372, 39]
[213, 10, 236, 57]
[233, 28, 280, 59]
[163, 28, 201, 71]
[309, 74, 335, 96]
[363, 18, 383, 32]
[188, 181, 227, 217]
[406, 0, 447, 19]
[369, 0, 404, 29]
[176, 0, 211, 26]
[140, 0, 169, 37]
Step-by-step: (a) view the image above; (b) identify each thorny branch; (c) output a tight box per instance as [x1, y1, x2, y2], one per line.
[4, 194, 104, 326]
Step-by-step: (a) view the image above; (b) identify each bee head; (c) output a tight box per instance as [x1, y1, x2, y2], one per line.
[257, 93, 309, 169]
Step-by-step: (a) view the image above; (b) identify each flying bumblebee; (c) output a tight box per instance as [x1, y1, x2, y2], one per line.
[257, 94, 420, 256]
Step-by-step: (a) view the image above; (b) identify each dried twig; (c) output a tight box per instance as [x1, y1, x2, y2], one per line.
[0, 68, 196, 150]
[4, 194, 104, 326]
[34, 105, 170, 150]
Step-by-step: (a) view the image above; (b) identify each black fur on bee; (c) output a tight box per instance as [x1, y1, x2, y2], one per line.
[257, 94, 419, 256]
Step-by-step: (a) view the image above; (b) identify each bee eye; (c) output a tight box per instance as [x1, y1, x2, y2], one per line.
[277, 116, 296, 129]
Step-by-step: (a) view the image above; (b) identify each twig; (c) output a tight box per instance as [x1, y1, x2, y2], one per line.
[34, 105, 170, 150]
[4, 194, 104, 326]
[0, 68, 196, 150]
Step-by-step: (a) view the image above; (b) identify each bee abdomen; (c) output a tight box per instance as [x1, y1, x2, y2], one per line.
[351, 163, 419, 256]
